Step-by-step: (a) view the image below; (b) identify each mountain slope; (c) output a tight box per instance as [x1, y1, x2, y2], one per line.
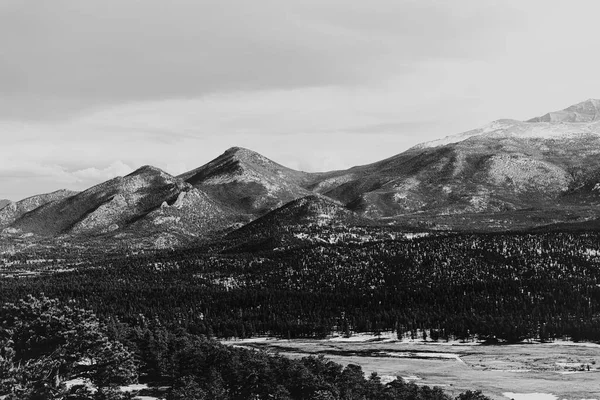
[8, 98, 600, 244]
[179, 147, 314, 216]
[528, 98, 600, 123]
[117, 187, 237, 248]
[9, 166, 197, 236]
[223, 194, 376, 251]
[307, 103, 600, 222]
[231, 194, 371, 233]
[0, 190, 78, 229]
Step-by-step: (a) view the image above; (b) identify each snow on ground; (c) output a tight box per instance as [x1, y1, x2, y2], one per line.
[503, 393, 558, 400]
[414, 118, 600, 149]
[489, 369, 531, 373]
[62, 381, 159, 399]
[540, 340, 600, 348]
[64, 378, 95, 392]
[382, 351, 464, 364]
[400, 375, 421, 382]
[227, 333, 600, 350]
[120, 383, 150, 392]
[379, 375, 398, 385]
[328, 331, 397, 342]
[223, 336, 278, 344]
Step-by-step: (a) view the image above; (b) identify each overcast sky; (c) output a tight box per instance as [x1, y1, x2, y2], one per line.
[2, 0, 600, 200]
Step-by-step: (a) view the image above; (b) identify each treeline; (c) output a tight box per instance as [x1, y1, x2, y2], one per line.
[1, 231, 600, 341]
[1, 295, 490, 400]
[117, 321, 490, 400]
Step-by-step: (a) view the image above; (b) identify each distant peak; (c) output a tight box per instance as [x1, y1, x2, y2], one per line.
[221, 147, 273, 165]
[224, 146, 250, 153]
[582, 98, 600, 105]
[223, 146, 260, 159]
[127, 165, 170, 177]
[527, 99, 600, 123]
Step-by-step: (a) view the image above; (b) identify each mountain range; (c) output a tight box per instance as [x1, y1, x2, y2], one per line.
[4, 99, 600, 248]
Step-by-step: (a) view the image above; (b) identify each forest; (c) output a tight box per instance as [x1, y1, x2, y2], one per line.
[0, 295, 490, 399]
[2, 230, 600, 342]
[4, 229, 600, 398]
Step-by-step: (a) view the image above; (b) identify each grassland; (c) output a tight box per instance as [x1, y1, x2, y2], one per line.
[223, 335, 600, 400]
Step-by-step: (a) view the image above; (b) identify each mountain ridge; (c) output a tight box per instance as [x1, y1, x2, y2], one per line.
[527, 98, 600, 123]
[5, 99, 600, 246]
[0, 189, 78, 230]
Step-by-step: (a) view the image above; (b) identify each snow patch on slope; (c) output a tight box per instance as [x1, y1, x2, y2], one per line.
[415, 120, 520, 148]
[415, 119, 600, 149]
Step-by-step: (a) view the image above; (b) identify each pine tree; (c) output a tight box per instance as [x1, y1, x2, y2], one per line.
[0, 295, 137, 400]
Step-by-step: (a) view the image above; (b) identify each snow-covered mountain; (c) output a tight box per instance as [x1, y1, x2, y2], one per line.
[310, 99, 600, 220]
[528, 98, 600, 123]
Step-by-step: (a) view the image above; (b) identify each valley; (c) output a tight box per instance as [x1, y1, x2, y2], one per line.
[4, 100, 600, 399]
[225, 335, 600, 400]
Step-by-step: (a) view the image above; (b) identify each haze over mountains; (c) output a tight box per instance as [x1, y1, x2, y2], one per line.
[4, 99, 600, 247]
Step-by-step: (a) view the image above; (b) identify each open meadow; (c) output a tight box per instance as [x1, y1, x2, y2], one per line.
[224, 334, 600, 400]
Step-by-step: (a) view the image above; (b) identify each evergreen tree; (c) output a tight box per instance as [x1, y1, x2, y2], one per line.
[0, 295, 137, 400]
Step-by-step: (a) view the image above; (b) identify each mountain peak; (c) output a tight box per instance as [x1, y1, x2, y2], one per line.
[222, 146, 272, 165]
[224, 146, 251, 154]
[127, 165, 171, 178]
[178, 147, 313, 216]
[565, 98, 600, 113]
[527, 99, 600, 123]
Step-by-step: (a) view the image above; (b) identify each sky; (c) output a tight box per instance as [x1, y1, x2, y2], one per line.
[2, 0, 600, 200]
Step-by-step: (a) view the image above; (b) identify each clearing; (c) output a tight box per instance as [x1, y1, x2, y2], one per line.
[222, 334, 600, 400]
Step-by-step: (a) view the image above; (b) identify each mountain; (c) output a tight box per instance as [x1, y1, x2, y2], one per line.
[305, 104, 600, 228]
[527, 99, 600, 123]
[6, 166, 230, 242]
[0, 199, 10, 210]
[230, 194, 372, 236]
[116, 186, 236, 249]
[178, 147, 314, 217]
[0, 190, 78, 229]
[6, 99, 600, 246]
[222, 195, 377, 251]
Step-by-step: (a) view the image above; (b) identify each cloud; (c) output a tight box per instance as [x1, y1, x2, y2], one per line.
[0, 153, 136, 199]
[0, 0, 531, 120]
[71, 161, 134, 181]
[3, 0, 600, 200]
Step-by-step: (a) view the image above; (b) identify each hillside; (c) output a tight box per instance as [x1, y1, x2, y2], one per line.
[7, 166, 230, 241]
[528, 98, 600, 122]
[304, 101, 600, 228]
[0, 189, 78, 229]
[223, 195, 381, 251]
[115, 187, 238, 249]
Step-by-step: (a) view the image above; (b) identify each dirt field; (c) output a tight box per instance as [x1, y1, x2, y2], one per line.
[222, 335, 600, 400]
